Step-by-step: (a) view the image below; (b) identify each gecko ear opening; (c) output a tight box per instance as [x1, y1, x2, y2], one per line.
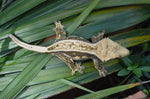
[9, 34, 48, 53]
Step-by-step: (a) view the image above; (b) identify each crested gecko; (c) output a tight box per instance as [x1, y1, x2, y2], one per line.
[9, 21, 129, 77]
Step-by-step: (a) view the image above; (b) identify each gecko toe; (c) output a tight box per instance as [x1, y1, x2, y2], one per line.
[72, 70, 75, 76]
[74, 63, 85, 74]
[98, 69, 107, 77]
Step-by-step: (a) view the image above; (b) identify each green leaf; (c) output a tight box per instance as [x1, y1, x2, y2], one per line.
[122, 57, 133, 67]
[1, 0, 150, 98]
[76, 82, 143, 99]
[60, 79, 101, 97]
[73, 6, 150, 38]
[0, 54, 51, 99]
[1, 5, 150, 56]
[133, 68, 142, 77]
[139, 66, 150, 72]
[118, 69, 131, 76]
[0, 0, 47, 25]
[127, 66, 133, 71]
[24, 93, 40, 99]
[67, 0, 100, 35]
[0, 1, 99, 98]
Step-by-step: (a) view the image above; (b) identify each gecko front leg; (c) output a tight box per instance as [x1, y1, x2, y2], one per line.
[91, 31, 106, 77]
[53, 21, 66, 42]
[54, 52, 85, 75]
[93, 58, 106, 77]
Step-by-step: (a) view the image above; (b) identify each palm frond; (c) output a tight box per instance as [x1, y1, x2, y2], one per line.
[0, 0, 150, 98]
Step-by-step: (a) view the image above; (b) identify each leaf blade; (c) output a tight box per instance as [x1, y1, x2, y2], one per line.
[67, 0, 100, 35]
[0, 54, 51, 99]
[76, 82, 142, 99]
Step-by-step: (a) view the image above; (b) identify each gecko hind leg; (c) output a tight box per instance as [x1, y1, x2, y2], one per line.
[54, 52, 85, 75]
[93, 58, 107, 77]
[92, 30, 105, 43]
[73, 62, 85, 75]
[53, 21, 66, 42]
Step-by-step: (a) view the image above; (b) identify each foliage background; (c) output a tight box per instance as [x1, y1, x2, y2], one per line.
[0, 0, 150, 99]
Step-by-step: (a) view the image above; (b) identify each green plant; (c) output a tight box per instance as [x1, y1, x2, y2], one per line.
[0, 0, 150, 99]
[118, 57, 144, 78]
[118, 42, 150, 79]
[117, 42, 150, 96]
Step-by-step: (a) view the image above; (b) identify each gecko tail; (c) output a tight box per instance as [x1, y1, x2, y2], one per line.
[9, 34, 48, 53]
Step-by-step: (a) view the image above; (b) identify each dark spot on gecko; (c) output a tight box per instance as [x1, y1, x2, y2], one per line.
[47, 47, 54, 50]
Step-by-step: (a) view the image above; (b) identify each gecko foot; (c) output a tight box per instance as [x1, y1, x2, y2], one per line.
[92, 30, 105, 43]
[98, 66, 107, 77]
[53, 21, 64, 31]
[72, 62, 85, 75]
[97, 30, 105, 39]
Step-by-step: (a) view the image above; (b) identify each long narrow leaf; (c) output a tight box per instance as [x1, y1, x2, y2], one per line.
[67, 0, 100, 35]
[0, 54, 51, 99]
[0, 0, 47, 25]
[60, 79, 102, 97]
[76, 81, 150, 99]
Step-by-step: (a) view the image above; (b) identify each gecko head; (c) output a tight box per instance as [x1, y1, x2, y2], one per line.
[96, 38, 129, 61]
